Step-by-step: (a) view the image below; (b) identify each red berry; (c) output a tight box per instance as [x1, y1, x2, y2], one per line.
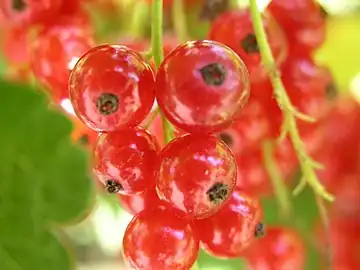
[282, 56, 334, 120]
[216, 98, 273, 156]
[2, 24, 30, 66]
[69, 44, 156, 132]
[118, 186, 162, 214]
[155, 40, 250, 134]
[31, 22, 94, 102]
[268, 0, 326, 53]
[0, 0, 62, 25]
[123, 205, 199, 270]
[195, 189, 262, 257]
[157, 134, 237, 219]
[93, 127, 160, 195]
[245, 227, 305, 270]
[208, 9, 287, 82]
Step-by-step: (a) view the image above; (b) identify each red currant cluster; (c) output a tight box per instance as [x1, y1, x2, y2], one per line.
[1, 0, 360, 269]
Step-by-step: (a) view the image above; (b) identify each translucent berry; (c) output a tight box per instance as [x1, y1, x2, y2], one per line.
[195, 189, 262, 257]
[123, 205, 199, 270]
[208, 9, 287, 82]
[69, 44, 156, 132]
[268, 0, 326, 53]
[157, 134, 237, 219]
[0, 0, 62, 25]
[245, 227, 305, 270]
[93, 127, 160, 195]
[31, 22, 94, 102]
[118, 186, 162, 214]
[155, 40, 250, 134]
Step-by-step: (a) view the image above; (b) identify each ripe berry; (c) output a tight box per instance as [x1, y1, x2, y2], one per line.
[157, 134, 237, 219]
[118, 186, 162, 214]
[123, 205, 199, 270]
[0, 0, 62, 25]
[267, 0, 326, 53]
[93, 127, 160, 195]
[2, 24, 30, 66]
[69, 44, 156, 132]
[245, 227, 305, 270]
[208, 9, 287, 82]
[155, 40, 250, 134]
[195, 189, 263, 258]
[282, 56, 334, 120]
[216, 98, 272, 156]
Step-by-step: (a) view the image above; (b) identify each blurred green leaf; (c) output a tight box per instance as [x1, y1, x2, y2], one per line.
[0, 80, 95, 270]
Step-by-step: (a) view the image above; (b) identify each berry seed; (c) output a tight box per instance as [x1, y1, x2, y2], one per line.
[96, 93, 119, 115]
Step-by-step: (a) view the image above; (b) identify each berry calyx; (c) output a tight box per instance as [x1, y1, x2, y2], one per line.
[123, 205, 199, 270]
[208, 9, 287, 82]
[69, 44, 156, 132]
[195, 189, 263, 258]
[157, 134, 237, 219]
[93, 127, 160, 195]
[155, 40, 250, 134]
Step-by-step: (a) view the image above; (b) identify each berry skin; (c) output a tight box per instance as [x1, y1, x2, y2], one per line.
[69, 44, 156, 132]
[93, 127, 160, 195]
[118, 186, 162, 214]
[155, 40, 250, 134]
[267, 0, 326, 54]
[157, 134, 237, 219]
[208, 9, 287, 82]
[31, 22, 94, 102]
[216, 98, 273, 156]
[195, 189, 263, 258]
[0, 0, 62, 25]
[2, 25, 30, 66]
[123, 205, 199, 270]
[245, 227, 305, 270]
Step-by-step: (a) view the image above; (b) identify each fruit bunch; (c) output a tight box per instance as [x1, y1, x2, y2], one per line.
[1, 0, 360, 269]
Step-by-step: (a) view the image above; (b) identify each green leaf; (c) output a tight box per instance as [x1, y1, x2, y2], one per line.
[197, 249, 247, 270]
[0, 79, 95, 270]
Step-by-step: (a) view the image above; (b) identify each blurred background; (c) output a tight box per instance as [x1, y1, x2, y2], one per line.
[1, 0, 360, 269]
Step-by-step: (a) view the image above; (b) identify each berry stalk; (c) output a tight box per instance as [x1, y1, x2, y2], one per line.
[248, 0, 334, 202]
[151, 0, 174, 143]
[262, 140, 292, 218]
[129, 0, 150, 38]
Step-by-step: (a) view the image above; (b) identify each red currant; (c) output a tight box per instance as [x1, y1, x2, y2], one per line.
[216, 98, 273, 156]
[0, 0, 62, 25]
[118, 186, 162, 214]
[70, 115, 98, 150]
[155, 40, 250, 134]
[195, 189, 263, 257]
[236, 139, 297, 197]
[123, 205, 199, 270]
[245, 227, 305, 270]
[2, 24, 30, 66]
[157, 134, 237, 219]
[208, 9, 287, 82]
[31, 22, 94, 102]
[93, 127, 160, 195]
[268, 0, 326, 54]
[69, 44, 156, 132]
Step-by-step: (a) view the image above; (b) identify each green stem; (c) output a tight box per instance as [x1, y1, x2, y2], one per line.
[315, 194, 332, 270]
[172, 0, 189, 42]
[129, 1, 150, 38]
[191, 261, 200, 270]
[151, 0, 164, 67]
[143, 107, 160, 129]
[151, 0, 174, 144]
[262, 140, 292, 218]
[229, 0, 240, 9]
[248, 0, 334, 202]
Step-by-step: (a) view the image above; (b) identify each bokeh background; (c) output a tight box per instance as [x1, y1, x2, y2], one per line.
[1, 0, 360, 269]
